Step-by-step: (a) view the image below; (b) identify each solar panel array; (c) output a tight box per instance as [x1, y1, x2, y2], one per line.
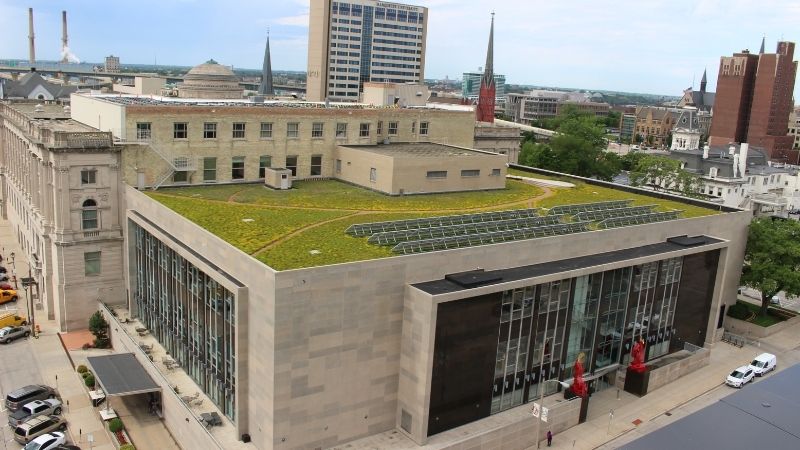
[548, 200, 632, 216]
[344, 201, 685, 255]
[596, 211, 682, 229]
[391, 222, 593, 254]
[346, 208, 539, 237]
[368, 215, 566, 246]
[572, 205, 657, 222]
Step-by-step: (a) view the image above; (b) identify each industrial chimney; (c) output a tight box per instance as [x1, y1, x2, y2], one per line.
[61, 11, 68, 63]
[28, 8, 35, 66]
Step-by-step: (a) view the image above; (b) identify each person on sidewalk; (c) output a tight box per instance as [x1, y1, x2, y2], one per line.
[547, 430, 553, 447]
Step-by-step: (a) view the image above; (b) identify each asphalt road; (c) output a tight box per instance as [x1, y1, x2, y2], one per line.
[0, 334, 44, 450]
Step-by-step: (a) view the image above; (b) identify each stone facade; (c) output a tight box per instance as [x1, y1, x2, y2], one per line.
[69, 93, 476, 189]
[473, 123, 521, 164]
[0, 102, 127, 331]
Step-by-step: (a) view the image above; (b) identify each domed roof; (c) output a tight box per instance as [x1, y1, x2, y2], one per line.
[185, 59, 236, 79]
[179, 59, 243, 99]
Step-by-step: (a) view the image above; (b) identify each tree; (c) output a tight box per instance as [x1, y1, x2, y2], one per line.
[520, 130, 537, 146]
[628, 155, 703, 198]
[740, 217, 800, 316]
[621, 152, 646, 171]
[604, 110, 621, 128]
[89, 311, 110, 349]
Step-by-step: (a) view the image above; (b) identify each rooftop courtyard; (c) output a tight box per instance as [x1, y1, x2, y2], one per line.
[147, 168, 721, 270]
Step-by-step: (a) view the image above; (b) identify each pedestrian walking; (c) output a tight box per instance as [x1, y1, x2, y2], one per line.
[547, 430, 552, 447]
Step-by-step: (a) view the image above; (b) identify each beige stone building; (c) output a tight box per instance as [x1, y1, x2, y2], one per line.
[307, 0, 428, 102]
[69, 93, 476, 189]
[634, 106, 679, 148]
[0, 102, 126, 331]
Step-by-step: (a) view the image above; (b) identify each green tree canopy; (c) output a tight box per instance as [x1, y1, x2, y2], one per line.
[740, 217, 800, 316]
[518, 107, 621, 181]
[628, 155, 703, 198]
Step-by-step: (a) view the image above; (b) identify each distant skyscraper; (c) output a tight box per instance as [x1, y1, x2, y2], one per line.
[462, 71, 505, 100]
[476, 14, 496, 123]
[709, 41, 798, 162]
[258, 34, 274, 96]
[306, 0, 428, 102]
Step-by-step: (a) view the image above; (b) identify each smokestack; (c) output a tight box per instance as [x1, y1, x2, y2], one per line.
[28, 8, 35, 66]
[61, 11, 68, 63]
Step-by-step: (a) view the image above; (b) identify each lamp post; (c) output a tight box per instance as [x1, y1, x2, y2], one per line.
[10, 252, 17, 290]
[535, 378, 568, 449]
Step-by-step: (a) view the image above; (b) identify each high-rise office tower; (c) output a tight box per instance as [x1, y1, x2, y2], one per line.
[307, 0, 428, 102]
[709, 40, 798, 161]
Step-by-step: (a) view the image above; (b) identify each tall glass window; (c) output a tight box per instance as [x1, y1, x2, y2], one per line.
[132, 221, 237, 420]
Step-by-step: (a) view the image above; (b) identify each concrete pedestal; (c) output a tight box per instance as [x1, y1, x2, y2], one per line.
[624, 367, 650, 397]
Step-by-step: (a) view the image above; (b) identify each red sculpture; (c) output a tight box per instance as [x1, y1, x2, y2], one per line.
[571, 353, 588, 398]
[629, 338, 647, 373]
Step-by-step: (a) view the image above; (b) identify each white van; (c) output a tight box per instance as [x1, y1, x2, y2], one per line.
[748, 353, 777, 376]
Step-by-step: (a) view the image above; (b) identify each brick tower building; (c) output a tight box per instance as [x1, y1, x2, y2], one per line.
[476, 14, 496, 123]
[709, 40, 798, 162]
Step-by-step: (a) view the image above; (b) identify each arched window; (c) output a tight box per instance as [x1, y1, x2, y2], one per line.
[82, 199, 98, 229]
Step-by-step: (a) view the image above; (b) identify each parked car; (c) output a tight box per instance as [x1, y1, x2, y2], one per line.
[0, 265, 7, 273]
[0, 289, 18, 304]
[5, 385, 57, 412]
[13, 415, 67, 444]
[0, 282, 13, 290]
[9, 399, 63, 427]
[0, 325, 31, 343]
[0, 273, 8, 281]
[749, 353, 777, 376]
[726, 365, 755, 388]
[770, 295, 781, 305]
[53, 446, 81, 450]
[0, 311, 27, 328]
[22, 431, 66, 450]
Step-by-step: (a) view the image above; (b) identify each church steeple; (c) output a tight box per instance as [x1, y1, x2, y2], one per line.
[258, 31, 274, 96]
[476, 13, 496, 123]
[700, 68, 707, 93]
[759, 36, 766, 54]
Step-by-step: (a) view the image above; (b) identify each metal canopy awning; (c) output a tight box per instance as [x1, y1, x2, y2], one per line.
[87, 353, 161, 396]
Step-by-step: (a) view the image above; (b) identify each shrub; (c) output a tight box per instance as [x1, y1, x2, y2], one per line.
[76, 365, 88, 373]
[119, 445, 136, 450]
[108, 418, 125, 433]
[81, 371, 92, 379]
[84, 374, 95, 388]
[727, 302, 750, 320]
[82, 342, 92, 350]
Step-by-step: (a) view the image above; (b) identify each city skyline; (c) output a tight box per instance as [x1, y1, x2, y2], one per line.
[0, 0, 799, 99]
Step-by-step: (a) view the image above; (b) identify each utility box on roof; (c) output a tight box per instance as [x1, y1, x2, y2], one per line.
[264, 168, 293, 190]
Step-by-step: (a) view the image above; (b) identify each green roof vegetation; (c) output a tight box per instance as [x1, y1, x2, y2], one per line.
[149, 176, 719, 270]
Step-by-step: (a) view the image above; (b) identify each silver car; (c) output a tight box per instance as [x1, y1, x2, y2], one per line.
[0, 325, 31, 344]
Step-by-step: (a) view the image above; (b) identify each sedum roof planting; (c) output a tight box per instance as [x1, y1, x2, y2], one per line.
[148, 171, 719, 270]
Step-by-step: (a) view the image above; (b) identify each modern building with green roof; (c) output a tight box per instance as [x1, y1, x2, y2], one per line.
[121, 163, 748, 450]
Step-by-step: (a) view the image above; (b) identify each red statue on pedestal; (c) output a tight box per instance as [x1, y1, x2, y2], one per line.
[571, 352, 588, 398]
[629, 338, 647, 373]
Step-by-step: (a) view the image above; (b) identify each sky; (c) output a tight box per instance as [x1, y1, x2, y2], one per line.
[1, 0, 799, 98]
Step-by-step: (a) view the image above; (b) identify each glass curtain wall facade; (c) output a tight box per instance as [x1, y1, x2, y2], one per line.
[488, 258, 682, 416]
[131, 221, 237, 420]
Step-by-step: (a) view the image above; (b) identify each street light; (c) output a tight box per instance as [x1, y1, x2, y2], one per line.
[534, 378, 569, 448]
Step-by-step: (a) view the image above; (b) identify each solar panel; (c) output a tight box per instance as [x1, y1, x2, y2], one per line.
[572, 205, 657, 221]
[596, 211, 682, 229]
[367, 214, 566, 246]
[391, 221, 592, 254]
[346, 208, 540, 237]
[548, 200, 633, 216]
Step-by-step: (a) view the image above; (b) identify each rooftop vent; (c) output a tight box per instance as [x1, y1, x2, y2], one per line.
[34, 104, 44, 112]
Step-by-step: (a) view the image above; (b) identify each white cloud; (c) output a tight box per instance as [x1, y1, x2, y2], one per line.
[275, 14, 309, 27]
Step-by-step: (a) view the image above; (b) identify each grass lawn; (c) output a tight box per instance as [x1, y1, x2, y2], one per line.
[149, 175, 720, 269]
[738, 301, 787, 327]
[158, 180, 544, 211]
[149, 194, 351, 254]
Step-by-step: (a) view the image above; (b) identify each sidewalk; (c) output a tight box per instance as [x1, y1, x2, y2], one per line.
[536, 323, 800, 450]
